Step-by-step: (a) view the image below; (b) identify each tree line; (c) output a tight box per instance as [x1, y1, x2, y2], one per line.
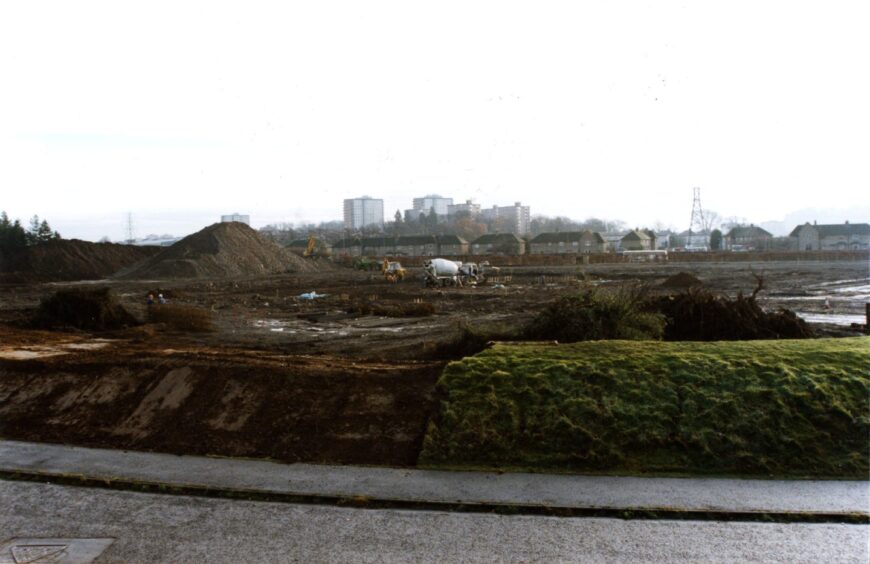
[0, 212, 61, 257]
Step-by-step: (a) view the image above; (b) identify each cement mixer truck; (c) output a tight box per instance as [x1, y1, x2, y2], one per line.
[422, 259, 497, 287]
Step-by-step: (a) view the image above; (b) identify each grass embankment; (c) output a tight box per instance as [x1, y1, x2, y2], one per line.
[420, 337, 870, 478]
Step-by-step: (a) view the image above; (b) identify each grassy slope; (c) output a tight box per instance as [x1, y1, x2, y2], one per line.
[420, 337, 870, 478]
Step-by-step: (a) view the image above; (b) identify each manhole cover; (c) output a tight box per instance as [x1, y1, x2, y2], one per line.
[0, 539, 113, 564]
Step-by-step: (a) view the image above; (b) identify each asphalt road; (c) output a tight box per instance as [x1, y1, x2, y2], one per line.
[2, 481, 867, 563]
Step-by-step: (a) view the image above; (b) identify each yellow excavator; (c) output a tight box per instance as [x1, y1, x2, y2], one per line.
[382, 258, 406, 283]
[303, 235, 320, 258]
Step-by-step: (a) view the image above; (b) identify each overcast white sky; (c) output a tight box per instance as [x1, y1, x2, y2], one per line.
[1, 1, 868, 241]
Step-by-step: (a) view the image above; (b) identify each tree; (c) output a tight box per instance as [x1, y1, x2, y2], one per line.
[710, 228, 723, 251]
[703, 210, 722, 233]
[37, 220, 55, 243]
[392, 209, 403, 235]
[27, 215, 41, 245]
[0, 212, 28, 256]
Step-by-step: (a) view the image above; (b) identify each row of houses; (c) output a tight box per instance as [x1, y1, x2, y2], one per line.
[289, 222, 870, 257]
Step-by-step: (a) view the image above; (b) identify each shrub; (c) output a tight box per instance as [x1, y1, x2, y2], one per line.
[36, 287, 138, 331]
[525, 286, 665, 342]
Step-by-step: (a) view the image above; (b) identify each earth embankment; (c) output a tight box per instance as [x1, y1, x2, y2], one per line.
[420, 337, 870, 477]
[0, 346, 443, 466]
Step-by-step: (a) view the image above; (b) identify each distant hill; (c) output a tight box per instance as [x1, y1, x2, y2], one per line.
[116, 222, 319, 279]
[0, 239, 160, 283]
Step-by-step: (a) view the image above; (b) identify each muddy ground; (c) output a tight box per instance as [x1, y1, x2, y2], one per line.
[0, 259, 867, 466]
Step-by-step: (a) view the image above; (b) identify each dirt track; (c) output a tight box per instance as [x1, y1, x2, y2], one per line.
[0, 258, 867, 466]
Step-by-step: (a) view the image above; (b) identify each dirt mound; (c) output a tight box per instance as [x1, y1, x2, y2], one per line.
[35, 287, 139, 331]
[660, 271, 703, 289]
[650, 289, 814, 340]
[0, 239, 159, 283]
[117, 222, 319, 280]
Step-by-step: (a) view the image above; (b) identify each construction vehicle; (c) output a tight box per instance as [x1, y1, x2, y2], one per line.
[382, 259, 406, 283]
[303, 235, 328, 258]
[422, 259, 498, 287]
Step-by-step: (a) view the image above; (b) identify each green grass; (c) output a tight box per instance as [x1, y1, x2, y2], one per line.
[420, 337, 870, 478]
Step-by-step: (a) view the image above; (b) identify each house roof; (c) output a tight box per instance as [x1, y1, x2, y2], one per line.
[789, 222, 870, 237]
[436, 234, 468, 245]
[361, 237, 398, 247]
[725, 225, 773, 239]
[621, 229, 651, 242]
[396, 235, 437, 246]
[677, 229, 710, 237]
[530, 230, 605, 244]
[472, 233, 523, 245]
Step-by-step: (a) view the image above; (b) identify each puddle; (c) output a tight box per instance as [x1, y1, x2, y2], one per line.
[62, 342, 111, 351]
[795, 312, 867, 326]
[0, 340, 112, 360]
[0, 349, 69, 360]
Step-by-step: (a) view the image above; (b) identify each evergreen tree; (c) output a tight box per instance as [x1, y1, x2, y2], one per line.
[37, 219, 55, 243]
[710, 229, 723, 251]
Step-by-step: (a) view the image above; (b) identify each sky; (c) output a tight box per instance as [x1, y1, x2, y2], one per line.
[1, 1, 868, 241]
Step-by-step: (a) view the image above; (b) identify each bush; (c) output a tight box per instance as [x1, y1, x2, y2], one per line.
[649, 288, 814, 341]
[147, 304, 214, 332]
[525, 286, 665, 342]
[36, 288, 138, 331]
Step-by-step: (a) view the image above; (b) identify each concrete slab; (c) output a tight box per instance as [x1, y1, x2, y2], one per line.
[1, 440, 867, 517]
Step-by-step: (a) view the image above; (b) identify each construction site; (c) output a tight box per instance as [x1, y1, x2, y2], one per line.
[0, 221, 868, 470]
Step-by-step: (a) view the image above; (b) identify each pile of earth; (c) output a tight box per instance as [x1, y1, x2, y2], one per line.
[649, 288, 815, 340]
[34, 287, 139, 331]
[116, 222, 320, 280]
[0, 239, 159, 283]
[659, 271, 703, 289]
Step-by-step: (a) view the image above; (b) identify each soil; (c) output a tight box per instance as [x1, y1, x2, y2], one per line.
[660, 271, 703, 289]
[0, 333, 443, 466]
[116, 222, 323, 280]
[0, 257, 867, 466]
[0, 239, 159, 283]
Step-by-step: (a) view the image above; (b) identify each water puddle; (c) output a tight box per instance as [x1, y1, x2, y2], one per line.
[795, 312, 867, 326]
[0, 341, 110, 360]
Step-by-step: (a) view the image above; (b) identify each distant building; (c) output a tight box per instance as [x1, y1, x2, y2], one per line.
[481, 202, 531, 235]
[221, 213, 250, 225]
[403, 194, 453, 224]
[529, 231, 605, 254]
[343, 196, 384, 230]
[447, 199, 481, 217]
[724, 225, 773, 250]
[789, 221, 870, 251]
[621, 229, 654, 251]
[413, 195, 453, 216]
[395, 235, 438, 256]
[436, 234, 469, 255]
[471, 233, 526, 255]
[676, 229, 710, 249]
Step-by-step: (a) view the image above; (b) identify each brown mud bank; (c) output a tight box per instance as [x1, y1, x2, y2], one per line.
[0, 348, 444, 466]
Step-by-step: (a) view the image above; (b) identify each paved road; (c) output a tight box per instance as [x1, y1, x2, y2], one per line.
[2, 481, 868, 563]
[2, 440, 867, 517]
